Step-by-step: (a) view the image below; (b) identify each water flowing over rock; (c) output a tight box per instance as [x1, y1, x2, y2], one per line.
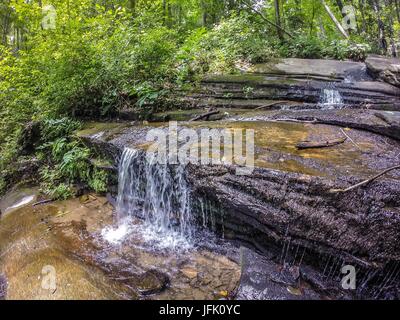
[115, 147, 194, 249]
[182, 58, 400, 112]
[320, 86, 343, 109]
[75, 57, 400, 299]
[78, 120, 400, 266]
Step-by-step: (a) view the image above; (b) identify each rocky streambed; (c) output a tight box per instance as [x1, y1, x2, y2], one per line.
[75, 116, 400, 299]
[74, 57, 400, 300]
[1, 57, 400, 300]
[0, 193, 242, 300]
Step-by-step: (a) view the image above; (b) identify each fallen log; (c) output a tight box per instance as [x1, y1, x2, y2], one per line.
[32, 199, 54, 207]
[190, 110, 220, 122]
[296, 137, 347, 150]
[330, 165, 400, 193]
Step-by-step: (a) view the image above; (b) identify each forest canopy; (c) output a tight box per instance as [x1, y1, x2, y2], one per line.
[0, 0, 399, 197]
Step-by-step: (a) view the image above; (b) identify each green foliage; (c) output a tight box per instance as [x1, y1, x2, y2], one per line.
[88, 169, 109, 194]
[280, 35, 325, 59]
[279, 35, 371, 61]
[41, 118, 81, 143]
[177, 14, 277, 79]
[35, 118, 109, 200]
[0, 0, 396, 197]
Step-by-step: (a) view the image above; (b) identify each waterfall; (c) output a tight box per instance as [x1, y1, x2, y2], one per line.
[320, 84, 343, 109]
[113, 147, 194, 249]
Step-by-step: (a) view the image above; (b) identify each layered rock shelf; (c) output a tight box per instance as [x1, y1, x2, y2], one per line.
[74, 57, 400, 298]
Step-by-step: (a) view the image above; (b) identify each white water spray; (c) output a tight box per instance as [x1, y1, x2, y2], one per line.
[110, 147, 194, 250]
[320, 85, 344, 109]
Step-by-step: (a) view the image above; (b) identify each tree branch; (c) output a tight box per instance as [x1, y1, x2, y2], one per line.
[330, 165, 400, 193]
[240, 0, 294, 39]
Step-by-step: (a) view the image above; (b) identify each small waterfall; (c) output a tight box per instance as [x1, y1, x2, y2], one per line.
[114, 147, 193, 249]
[320, 84, 343, 109]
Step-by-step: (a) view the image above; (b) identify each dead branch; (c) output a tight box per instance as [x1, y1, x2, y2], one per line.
[255, 101, 291, 110]
[340, 128, 362, 150]
[320, 0, 350, 39]
[273, 118, 318, 124]
[374, 112, 394, 125]
[190, 110, 220, 122]
[330, 165, 400, 193]
[296, 137, 347, 150]
[32, 199, 54, 207]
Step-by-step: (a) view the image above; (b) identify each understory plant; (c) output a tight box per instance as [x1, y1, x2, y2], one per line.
[37, 118, 110, 200]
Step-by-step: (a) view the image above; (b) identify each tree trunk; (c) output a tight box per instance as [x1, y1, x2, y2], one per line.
[274, 0, 284, 40]
[371, 0, 388, 54]
[320, 0, 349, 38]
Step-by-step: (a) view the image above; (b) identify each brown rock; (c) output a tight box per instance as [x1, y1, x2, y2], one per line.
[366, 55, 400, 88]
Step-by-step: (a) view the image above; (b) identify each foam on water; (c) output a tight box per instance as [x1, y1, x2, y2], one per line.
[7, 195, 35, 212]
[101, 220, 131, 245]
[320, 88, 343, 109]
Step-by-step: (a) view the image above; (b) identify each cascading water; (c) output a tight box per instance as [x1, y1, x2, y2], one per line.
[109, 147, 194, 250]
[320, 84, 343, 109]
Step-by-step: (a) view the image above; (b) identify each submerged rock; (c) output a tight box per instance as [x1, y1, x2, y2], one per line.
[236, 247, 321, 300]
[0, 196, 241, 300]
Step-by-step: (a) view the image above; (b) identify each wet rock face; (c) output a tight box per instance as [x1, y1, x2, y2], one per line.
[366, 55, 400, 88]
[78, 120, 400, 269]
[186, 165, 400, 266]
[229, 109, 400, 141]
[197, 74, 400, 110]
[236, 247, 322, 300]
[0, 274, 7, 300]
[19, 121, 41, 156]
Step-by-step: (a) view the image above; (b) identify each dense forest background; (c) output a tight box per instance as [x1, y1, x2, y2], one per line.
[0, 0, 399, 198]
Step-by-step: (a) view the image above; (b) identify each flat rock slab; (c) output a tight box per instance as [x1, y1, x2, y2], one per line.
[251, 58, 369, 81]
[78, 120, 400, 181]
[366, 55, 400, 88]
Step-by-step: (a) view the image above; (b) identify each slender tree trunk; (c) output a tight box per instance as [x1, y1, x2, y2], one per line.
[320, 0, 349, 38]
[274, 0, 284, 40]
[359, 0, 367, 33]
[395, 0, 400, 23]
[371, 0, 388, 54]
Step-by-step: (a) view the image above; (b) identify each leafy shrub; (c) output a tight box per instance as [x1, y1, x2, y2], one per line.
[324, 40, 370, 61]
[281, 36, 371, 61]
[177, 14, 277, 79]
[280, 35, 324, 59]
[35, 119, 110, 200]
[346, 43, 371, 61]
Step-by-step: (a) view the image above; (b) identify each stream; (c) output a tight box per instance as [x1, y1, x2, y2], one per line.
[1, 58, 400, 300]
